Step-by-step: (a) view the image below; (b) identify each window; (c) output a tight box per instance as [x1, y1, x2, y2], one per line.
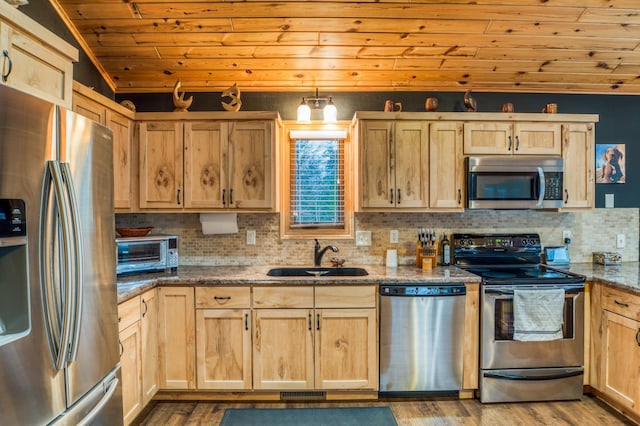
[280, 123, 353, 239]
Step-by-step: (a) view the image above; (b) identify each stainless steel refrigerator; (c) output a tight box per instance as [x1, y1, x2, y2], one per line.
[0, 84, 123, 425]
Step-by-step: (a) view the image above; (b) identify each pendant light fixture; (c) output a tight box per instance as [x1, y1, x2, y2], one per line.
[296, 88, 338, 123]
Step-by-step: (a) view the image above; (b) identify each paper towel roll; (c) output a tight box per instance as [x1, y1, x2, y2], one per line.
[199, 213, 239, 235]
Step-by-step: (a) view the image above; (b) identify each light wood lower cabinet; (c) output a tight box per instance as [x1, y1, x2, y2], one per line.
[158, 286, 195, 389]
[120, 321, 142, 425]
[140, 289, 159, 405]
[195, 286, 252, 390]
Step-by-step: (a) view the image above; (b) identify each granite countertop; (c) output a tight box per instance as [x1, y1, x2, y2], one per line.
[116, 265, 480, 303]
[117, 262, 640, 304]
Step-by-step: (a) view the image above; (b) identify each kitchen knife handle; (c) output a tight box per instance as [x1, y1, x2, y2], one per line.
[389, 189, 394, 204]
[507, 136, 512, 151]
[2, 50, 11, 82]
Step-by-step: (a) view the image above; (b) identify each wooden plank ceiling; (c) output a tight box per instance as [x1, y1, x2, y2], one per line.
[50, 0, 640, 94]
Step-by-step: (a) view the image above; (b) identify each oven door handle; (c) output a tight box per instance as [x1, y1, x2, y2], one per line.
[484, 285, 584, 296]
[536, 167, 545, 207]
[484, 370, 583, 381]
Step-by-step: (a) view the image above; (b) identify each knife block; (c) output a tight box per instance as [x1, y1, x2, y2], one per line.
[416, 241, 438, 269]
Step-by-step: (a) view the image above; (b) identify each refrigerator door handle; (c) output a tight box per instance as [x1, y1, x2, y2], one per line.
[42, 161, 75, 371]
[76, 376, 119, 426]
[60, 162, 83, 362]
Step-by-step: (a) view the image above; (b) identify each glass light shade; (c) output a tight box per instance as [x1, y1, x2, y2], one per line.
[296, 100, 311, 123]
[323, 98, 337, 123]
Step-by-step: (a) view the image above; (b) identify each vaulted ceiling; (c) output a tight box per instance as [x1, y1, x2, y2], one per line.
[50, 0, 640, 95]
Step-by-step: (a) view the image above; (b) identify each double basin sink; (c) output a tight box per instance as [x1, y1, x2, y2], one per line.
[267, 267, 368, 277]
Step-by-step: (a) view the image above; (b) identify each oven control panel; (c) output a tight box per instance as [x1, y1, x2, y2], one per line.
[453, 234, 540, 250]
[381, 285, 466, 297]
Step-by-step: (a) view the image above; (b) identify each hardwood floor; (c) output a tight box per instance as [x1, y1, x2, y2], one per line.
[136, 395, 635, 425]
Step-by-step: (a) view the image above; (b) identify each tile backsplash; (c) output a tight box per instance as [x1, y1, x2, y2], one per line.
[116, 209, 639, 266]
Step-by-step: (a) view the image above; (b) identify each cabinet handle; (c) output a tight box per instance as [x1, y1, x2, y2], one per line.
[141, 299, 148, 317]
[119, 341, 124, 357]
[564, 189, 569, 204]
[229, 188, 234, 205]
[457, 189, 462, 204]
[389, 189, 394, 204]
[515, 135, 520, 151]
[316, 313, 321, 330]
[213, 296, 231, 305]
[222, 189, 226, 205]
[507, 136, 512, 151]
[176, 187, 181, 205]
[245, 313, 249, 331]
[397, 189, 401, 204]
[614, 300, 629, 308]
[2, 50, 12, 82]
[308, 313, 312, 330]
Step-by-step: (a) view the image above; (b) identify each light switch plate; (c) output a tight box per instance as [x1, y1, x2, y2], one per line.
[616, 233, 625, 249]
[356, 230, 372, 246]
[246, 230, 256, 245]
[390, 230, 399, 244]
[605, 193, 614, 208]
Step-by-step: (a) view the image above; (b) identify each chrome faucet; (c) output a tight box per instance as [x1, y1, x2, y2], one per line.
[314, 239, 339, 267]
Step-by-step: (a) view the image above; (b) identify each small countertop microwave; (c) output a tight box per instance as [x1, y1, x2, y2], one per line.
[116, 234, 178, 276]
[466, 156, 564, 210]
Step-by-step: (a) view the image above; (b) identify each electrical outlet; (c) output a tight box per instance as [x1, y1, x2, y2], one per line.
[355, 230, 372, 246]
[616, 233, 625, 249]
[562, 230, 572, 244]
[246, 230, 256, 245]
[390, 230, 399, 244]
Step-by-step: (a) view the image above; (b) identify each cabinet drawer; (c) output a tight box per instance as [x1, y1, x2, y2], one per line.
[196, 287, 250, 309]
[253, 286, 313, 308]
[602, 285, 640, 321]
[118, 296, 140, 332]
[315, 286, 377, 308]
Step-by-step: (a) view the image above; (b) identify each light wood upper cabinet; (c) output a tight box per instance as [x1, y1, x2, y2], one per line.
[137, 113, 278, 211]
[360, 120, 428, 209]
[463, 122, 561, 155]
[139, 121, 184, 209]
[158, 286, 195, 390]
[429, 122, 464, 210]
[0, 2, 77, 108]
[73, 82, 135, 211]
[562, 123, 595, 209]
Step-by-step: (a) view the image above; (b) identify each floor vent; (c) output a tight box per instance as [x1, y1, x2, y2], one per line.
[280, 391, 326, 401]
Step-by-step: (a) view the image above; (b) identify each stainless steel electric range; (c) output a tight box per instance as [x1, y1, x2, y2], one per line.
[453, 233, 586, 403]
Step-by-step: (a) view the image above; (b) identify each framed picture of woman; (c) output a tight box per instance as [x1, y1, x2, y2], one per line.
[596, 143, 626, 184]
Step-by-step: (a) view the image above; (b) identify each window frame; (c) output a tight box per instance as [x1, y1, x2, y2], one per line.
[280, 121, 354, 240]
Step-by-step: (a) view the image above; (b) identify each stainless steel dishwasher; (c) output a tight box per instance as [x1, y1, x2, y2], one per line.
[379, 284, 466, 396]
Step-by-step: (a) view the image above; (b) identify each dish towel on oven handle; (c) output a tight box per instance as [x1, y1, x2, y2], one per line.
[513, 288, 565, 342]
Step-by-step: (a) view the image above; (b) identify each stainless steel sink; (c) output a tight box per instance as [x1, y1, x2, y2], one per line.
[266, 267, 368, 277]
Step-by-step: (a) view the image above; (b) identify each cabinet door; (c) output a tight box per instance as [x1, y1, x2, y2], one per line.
[72, 95, 106, 124]
[360, 121, 394, 208]
[158, 287, 195, 389]
[183, 121, 226, 208]
[463, 122, 512, 154]
[514, 122, 561, 155]
[394, 121, 429, 208]
[601, 311, 640, 414]
[315, 308, 378, 390]
[227, 120, 273, 209]
[429, 122, 464, 210]
[0, 22, 74, 108]
[110, 112, 134, 210]
[253, 309, 314, 390]
[140, 289, 158, 406]
[562, 123, 594, 209]
[119, 322, 142, 426]
[139, 121, 184, 209]
[196, 309, 251, 390]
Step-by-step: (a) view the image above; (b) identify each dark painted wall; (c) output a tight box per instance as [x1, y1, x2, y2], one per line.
[24, 1, 638, 208]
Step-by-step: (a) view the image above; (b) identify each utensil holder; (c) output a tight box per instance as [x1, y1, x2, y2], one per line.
[416, 242, 438, 269]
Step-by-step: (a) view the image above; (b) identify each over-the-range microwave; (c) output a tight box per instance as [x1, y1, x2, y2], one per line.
[466, 156, 564, 209]
[116, 235, 178, 276]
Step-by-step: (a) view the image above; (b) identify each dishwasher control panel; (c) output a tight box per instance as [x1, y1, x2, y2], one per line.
[381, 285, 466, 296]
